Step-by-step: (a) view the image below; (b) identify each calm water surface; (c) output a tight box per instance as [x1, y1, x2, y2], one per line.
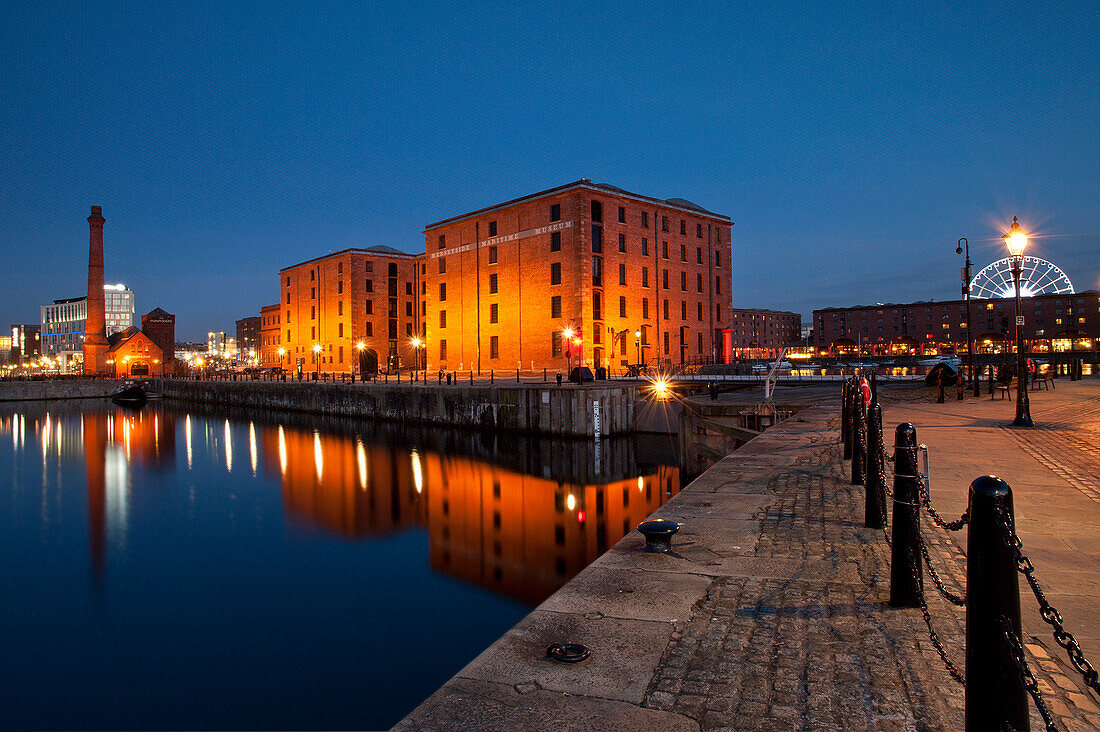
[0, 400, 679, 730]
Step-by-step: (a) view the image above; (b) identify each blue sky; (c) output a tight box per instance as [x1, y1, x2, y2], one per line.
[2, 1, 1097, 340]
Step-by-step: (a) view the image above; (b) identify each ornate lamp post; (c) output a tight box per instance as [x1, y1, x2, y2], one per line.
[312, 343, 322, 378]
[410, 336, 424, 382]
[354, 341, 365, 379]
[956, 237, 979, 396]
[635, 329, 641, 366]
[563, 327, 574, 374]
[1003, 217, 1032, 426]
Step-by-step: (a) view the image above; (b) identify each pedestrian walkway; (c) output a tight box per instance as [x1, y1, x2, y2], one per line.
[397, 379, 1100, 731]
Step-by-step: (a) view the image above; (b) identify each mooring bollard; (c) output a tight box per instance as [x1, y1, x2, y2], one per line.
[851, 387, 866, 486]
[516, 368, 520, 383]
[965, 475, 1027, 731]
[937, 373, 945, 403]
[865, 401, 886, 529]
[841, 380, 852, 460]
[469, 370, 473, 384]
[889, 423, 922, 607]
[988, 364, 995, 397]
[490, 369, 494, 384]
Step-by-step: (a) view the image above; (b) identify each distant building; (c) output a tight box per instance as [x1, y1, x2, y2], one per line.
[106, 326, 164, 377]
[10, 324, 41, 364]
[259, 304, 282, 367]
[726, 309, 802, 359]
[813, 290, 1099, 355]
[235, 316, 261, 364]
[140, 308, 176, 364]
[39, 284, 134, 372]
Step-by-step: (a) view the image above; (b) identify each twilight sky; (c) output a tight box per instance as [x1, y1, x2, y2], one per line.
[2, 1, 1097, 340]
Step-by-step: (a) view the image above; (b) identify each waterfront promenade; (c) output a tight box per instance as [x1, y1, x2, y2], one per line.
[398, 379, 1100, 731]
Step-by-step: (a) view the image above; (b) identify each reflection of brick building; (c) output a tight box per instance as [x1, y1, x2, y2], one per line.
[814, 290, 1099, 355]
[423, 180, 733, 371]
[728, 309, 802, 358]
[279, 246, 420, 374]
[141, 308, 175, 364]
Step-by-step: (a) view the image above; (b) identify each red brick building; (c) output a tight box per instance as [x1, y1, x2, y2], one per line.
[106, 326, 164, 377]
[727, 309, 803, 359]
[140, 308, 175, 364]
[813, 290, 1099, 355]
[422, 180, 733, 372]
[259, 303, 282, 367]
[278, 246, 419, 376]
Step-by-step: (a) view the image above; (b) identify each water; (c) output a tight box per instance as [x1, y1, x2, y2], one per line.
[0, 400, 679, 730]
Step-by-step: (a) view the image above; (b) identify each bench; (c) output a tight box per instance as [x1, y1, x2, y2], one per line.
[995, 378, 1018, 399]
[1032, 370, 1055, 391]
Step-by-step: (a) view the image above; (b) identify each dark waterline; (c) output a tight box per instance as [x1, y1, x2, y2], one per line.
[0, 400, 679, 730]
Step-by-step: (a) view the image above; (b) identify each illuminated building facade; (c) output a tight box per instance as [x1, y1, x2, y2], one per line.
[9, 324, 41, 364]
[40, 285, 135, 372]
[727, 308, 803, 359]
[259, 303, 282, 367]
[235, 316, 261, 365]
[814, 290, 1099, 355]
[106, 326, 164, 377]
[278, 246, 419, 375]
[422, 180, 734, 372]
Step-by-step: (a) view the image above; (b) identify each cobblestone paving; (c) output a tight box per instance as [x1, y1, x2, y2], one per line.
[1002, 395, 1100, 503]
[641, 401, 1100, 731]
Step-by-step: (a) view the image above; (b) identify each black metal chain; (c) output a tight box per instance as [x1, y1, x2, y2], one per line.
[916, 526, 966, 606]
[998, 615, 1060, 731]
[916, 473, 969, 531]
[995, 506, 1100, 696]
[906, 546, 965, 685]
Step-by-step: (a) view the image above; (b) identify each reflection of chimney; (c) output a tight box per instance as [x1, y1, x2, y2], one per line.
[83, 206, 109, 375]
[83, 413, 107, 586]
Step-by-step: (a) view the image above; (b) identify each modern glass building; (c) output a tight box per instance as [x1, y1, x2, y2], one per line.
[40, 284, 135, 372]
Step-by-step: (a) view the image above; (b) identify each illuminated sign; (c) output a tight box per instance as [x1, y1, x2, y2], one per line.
[428, 220, 574, 259]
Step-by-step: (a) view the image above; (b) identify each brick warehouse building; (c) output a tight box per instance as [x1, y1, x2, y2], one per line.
[727, 308, 803, 359]
[813, 290, 1099, 356]
[421, 180, 733, 373]
[278, 245, 419, 376]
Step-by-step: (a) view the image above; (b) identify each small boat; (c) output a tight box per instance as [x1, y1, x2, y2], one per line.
[111, 384, 147, 408]
[918, 357, 961, 368]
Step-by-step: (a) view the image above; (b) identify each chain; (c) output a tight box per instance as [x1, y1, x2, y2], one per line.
[916, 527, 966, 606]
[906, 546, 964, 684]
[994, 506, 1100, 696]
[998, 615, 1060, 731]
[916, 473, 969, 531]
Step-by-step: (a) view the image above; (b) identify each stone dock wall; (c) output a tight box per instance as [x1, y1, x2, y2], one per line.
[0, 379, 123, 401]
[154, 379, 637, 437]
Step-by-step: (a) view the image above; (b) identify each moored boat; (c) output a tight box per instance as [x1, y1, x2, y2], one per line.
[111, 384, 147, 408]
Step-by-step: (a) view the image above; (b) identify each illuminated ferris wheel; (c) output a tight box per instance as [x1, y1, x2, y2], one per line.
[969, 256, 1075, 299]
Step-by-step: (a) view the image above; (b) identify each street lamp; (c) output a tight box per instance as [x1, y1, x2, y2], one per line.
[563, 327, 574, 374]
[1003, 217, 1032, 426]
[956, 237, 979, 396]
[410, 336, 424, 381]
[354, 341, 365, 379]
[635, 329, 641, 366]
[312, 343, 322, 378]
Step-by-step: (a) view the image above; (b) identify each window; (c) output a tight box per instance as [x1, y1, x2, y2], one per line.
[551, 296, 561, 319]
[365, 300, 373, 314]
[592, 257, 602, 287]
[716, 304, 722, 321]
[697, 223, 702, 238]
[661, 216, 669, 232]
[591, 200, 602, 222]
[618, 233, 626, 252]
[643, 298, 649, 319]
[366, 261, 373, 273]
[593, 291, 602, 320]
[310, 269, 315, 281]
[338, 323, 344, 337]
[550, 231, 561, 251]
[436, 234, 446, 250]
[715, 276, 722, 295]
[619, 296, 627, 318]
[286, 292, 290, 304]
[681, 301, 687, 320]
[489, 273, 498, 293]
[550, 204, 560, 221]
[490, 303, 498, 323]
[664, 331, 669, 353]
[662, 241, 669, 259]
[311, 305, 316, 319]
[715, 250, 722, 267]
[311, 287, 316, 299]
[438, 258, 446, 274]
[365, 279, 373, 293]
[551, 262, 561, 285]
[592, 225, 602, 253]
[697, 273, 703, 292]
[406, 281, 412, 295]
[662, 269, 669, 289]
[680, 272, 687, 291]
[642, 211, 649, 228]
[617, 206, 625, 223]
[286, 276, 290, 286]
[663, 299, 669, 320]
[405, 301, 412, 316]
[440, 340, 447, 360]
[680, 220, 686, 235]
[488, 221, 497, 236]
[488, 245, 497, 264]
[698, 332, 704, 351]
[311, 326, 315, 339]
[365, 322, 373, 336]
[551, 332, 561, 356]
[338, 301, 343, 315]
[680, 244, 686, 262]
[439, 283, 447, 301]
[642, 267, 649, 287]
[619, 263, 626, 286]
[490, 336, 499, 359]
[642, 238, 649, 256]
[389, 263, 397, 277]
[287, 329, 290, 341]
[698, 302, 703, 320]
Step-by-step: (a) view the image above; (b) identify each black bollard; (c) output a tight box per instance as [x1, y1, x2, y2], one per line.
[851, 389, 866, 486]
[965, 475, 1028, 731]
[469, 370, 473, 384]
[490, 369, 494, 384]
[446, 373, 452, 386]
[957, 373, 964, 400]
[988, 364, 995, 397]
[937, 373, 945, 403]
[516, 369, 520, 383]
[841, 380, 853, 460]
[543, 367, 547, 382]
[889, 423, 922, 607]
[864, 402, 886, 529]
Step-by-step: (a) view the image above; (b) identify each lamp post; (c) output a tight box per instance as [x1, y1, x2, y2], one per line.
[313, 343, 322, 378]
[563, 327, 574, 375]
[1003, 217, 1032, 426]
[355, 341, 365, 379]
[956, 237, 979, 396]
[635, 329, 641, 366]
[410, 336, 424, 382]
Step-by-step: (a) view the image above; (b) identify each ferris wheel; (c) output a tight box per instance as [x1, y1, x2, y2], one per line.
[969, 256, 1075, 299]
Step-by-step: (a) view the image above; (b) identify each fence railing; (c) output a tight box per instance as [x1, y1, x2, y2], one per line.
[841, 377, 1099, 731]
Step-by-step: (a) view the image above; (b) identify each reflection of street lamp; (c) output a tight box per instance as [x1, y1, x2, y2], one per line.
[956, 237, 979, 396]
[1003, 217, 1032, 426]
[312, 343, 322, 377]
[635, 329, 641, 365]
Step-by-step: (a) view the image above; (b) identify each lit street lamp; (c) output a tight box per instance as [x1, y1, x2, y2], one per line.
[1003, 217, 1032, 426]
[956, 237, 979, 396]
[410, 336, 424, 382]
[635, 329, 641, 366]
[563, 326, 574, 374]
[355, 341, 365, 379]
[313, 343, 322, 378]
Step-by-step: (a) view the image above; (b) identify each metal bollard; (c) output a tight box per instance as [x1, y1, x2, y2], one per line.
[965, 475, 1027, 731]
[543, 367, 547, 383]
[937, 373, 945, 403]
[469, 370, 473, 384]
[988, 364, 995, 397]
[890, 423, 922, 607]
[841, 380, 852, 459]
[490, 369, 494, 384]
[851, 387, 866, 485]
[864, 402, 886, 529]
[516, 368, 520, 383]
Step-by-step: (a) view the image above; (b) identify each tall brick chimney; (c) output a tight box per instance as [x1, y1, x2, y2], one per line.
[82, 205, 109, 375]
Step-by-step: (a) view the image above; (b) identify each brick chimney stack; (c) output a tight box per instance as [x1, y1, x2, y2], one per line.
[82, 205, 110, 375]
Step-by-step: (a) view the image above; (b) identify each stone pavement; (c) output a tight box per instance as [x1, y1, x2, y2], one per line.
[396, 378, 1100, 731]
